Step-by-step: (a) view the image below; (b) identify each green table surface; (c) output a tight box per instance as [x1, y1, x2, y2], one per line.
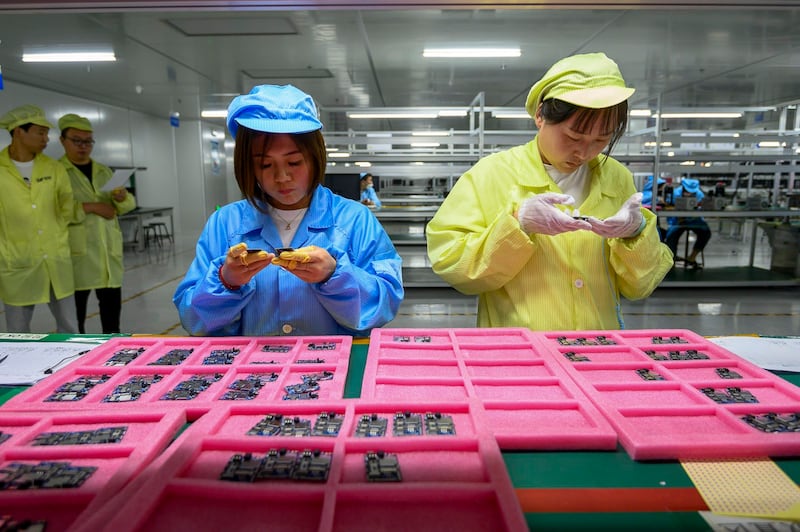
[2, 337, 799, 531]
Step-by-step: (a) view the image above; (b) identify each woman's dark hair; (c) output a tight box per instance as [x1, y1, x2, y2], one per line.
[538, 98, 628, 158]
[233, 127, 327, 213]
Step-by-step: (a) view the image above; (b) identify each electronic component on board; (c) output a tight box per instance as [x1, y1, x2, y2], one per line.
[563, 351, 590, 362]
[104, 347, 146, 366]
[32, 426, 127, 446]
[202, 348, 241, 365]
[148, 348, 193, 366]
[45, 374, 111, 402]
[424, 412, 456, 435]
[0, 461, 97, 490]
[103, 374, 163, 403]
[247, 414, 284, 436]
[313, 412, 343, 437]
[651, 336, 689, 344]
[355, 414, 387, 437]
[365, 451, 401, 482]
[160, 373, 222, 401]
[393, 412, 423, 436]
[716, 367, 743, 379]
[635, 368, 664, 381]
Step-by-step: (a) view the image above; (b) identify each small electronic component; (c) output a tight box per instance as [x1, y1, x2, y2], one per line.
[148, 348, 193, 366]
[45, 374, 111, 402]
[260, 449, 299, 480]
[651, 336, 689, 344]
[280, 416, 312, 437]
[414, 335, 431, 343]
[262, 344, 292, 353]
[202, 348, 241, 365]
[102, 374, 163, 403]
[292, 449, 331, 481]
[0, 461, 97, 490]
[0, 432, 11, 446]
[312, 412, 343, 437]
[219, 374, 276, 401]
[556, 335, 615, 346]
[0, 515, 47, 531]
[635, 368, 664, 381]
[32, 426, 127, 446]
[716, 367, 743, 379]
[393, 335, 410, 342]
[701, 387, 758, 404]
[284, 382, 320, 395]
[302, 371, 333, 383]
[247, 414, 284, 436]
[365, 451, 401, 482]
[282, 391, 318, 400]
[393, 412, 423, 436]
[219, 448, 331, 483]
[645, 349, 709, 361]
[424, 412, 456, 435]
[104, 347, 146, 366]
[355, 414, 387, 437]
[742, 412, 800, 433]
[307, 342, 336, 351]
[296, 358, 325, 364]
[563, 351, 590, 362]
[160, 373, 222, 401]
[220, 452, 265, 482]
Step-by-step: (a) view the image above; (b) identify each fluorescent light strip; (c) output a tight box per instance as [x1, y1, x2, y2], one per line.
[201, 110, 228, 118]
[23, 52, 116, 62]
[492, 111, 531, 119]
[347, 112, 438, 119]
[657, 112, 742, 119]
[437, 110, 467, 117]
[630, 109, 652, 117]
[412, 131, 450, 136]
[423, 48, 521, 58]
[328, 152, 351, 158]
[757, 141, 783, 148]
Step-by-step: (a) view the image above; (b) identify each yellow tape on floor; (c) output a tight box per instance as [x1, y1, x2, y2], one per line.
[682, 458, 800, 520]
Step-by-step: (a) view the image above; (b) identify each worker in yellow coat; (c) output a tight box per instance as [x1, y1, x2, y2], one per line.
[0, 105, 85, 333]
[426, 53, 673, 331]
[59, 114, 137, 333]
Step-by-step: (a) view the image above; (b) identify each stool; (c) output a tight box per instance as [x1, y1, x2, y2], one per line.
[150, 222, 173, 246]
[143, 224, 160, 248]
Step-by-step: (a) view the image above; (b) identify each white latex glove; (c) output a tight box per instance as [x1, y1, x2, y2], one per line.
[516, 193, 592, 236]
[585, 192, 645, 238]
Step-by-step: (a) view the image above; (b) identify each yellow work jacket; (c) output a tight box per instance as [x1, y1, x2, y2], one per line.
[0, 148, 85, 305]
[426, 137, 674, 331]
[61, 157, 136, 291]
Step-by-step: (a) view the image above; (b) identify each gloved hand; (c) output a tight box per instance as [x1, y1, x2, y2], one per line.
[219, 243, 273, 289]
[272, 245, 336, 284]
[585, 192, 645, 238]
[516, 193, 592, 235]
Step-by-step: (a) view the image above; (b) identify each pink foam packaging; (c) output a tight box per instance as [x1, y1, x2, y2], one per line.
[0, 409, 184, 531]
[69, 400, 526, 532]
[360, 328, 618, 450]
[540, 329, 800, 460]
[2, 336, 351, 420]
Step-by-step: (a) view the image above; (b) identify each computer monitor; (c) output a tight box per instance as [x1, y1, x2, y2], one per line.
[323, 174, 360, 201]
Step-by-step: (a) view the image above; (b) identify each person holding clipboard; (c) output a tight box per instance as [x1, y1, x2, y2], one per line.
[58, 113, 137, 333]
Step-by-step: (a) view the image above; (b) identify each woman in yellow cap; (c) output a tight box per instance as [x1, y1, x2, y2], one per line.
[58, 113, 137, 333]
[0, 104, 85, 333]
[426, 52, 673, 330]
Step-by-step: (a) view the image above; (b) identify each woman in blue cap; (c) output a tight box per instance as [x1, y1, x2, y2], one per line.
[427, 53, 673, 330]
[664, 177, 711, 269]
[173, 84, 403, 336]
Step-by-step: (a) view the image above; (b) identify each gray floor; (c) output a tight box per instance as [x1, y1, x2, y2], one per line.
[7, 228, 800, 338]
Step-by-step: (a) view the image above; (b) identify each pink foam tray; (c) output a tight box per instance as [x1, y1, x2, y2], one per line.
[69, 400, 526, 532]
[0, 408, 184, 532]
[359, 327, 618, 451]
[2, 336, 351, 420]
[539, 328, 800, 460]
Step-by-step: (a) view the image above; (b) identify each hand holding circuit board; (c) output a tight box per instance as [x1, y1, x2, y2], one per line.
[220, 243, 274, 289]
[272, 245, 336, 284]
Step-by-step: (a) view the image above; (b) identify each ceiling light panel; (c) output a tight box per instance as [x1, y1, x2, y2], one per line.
[244, 68, 333, 79]
[423, 47, 521, 58]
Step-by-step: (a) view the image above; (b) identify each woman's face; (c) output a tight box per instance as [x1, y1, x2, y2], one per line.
[535, 106, 613, 173]
[252, 133, 313, 209]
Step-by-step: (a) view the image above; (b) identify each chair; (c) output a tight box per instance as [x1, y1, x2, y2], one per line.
[143, 224, 160, 249]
